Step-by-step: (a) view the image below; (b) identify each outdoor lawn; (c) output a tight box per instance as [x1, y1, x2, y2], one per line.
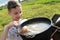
[0, 0, 60, 36]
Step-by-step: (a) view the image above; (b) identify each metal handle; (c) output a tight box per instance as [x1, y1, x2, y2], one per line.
[51, 23, 60, 37]
[51, 29, 58, 37]
[52, 24, 60, 29]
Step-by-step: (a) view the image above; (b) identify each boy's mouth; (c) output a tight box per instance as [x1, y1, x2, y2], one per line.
[15, 17, 20, 21]
[16, 17, 20, 19]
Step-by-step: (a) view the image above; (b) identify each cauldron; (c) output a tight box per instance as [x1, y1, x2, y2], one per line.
[18, 17, 52, 40]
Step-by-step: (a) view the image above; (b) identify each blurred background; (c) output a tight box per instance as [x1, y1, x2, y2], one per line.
[0, 0, 60, 36]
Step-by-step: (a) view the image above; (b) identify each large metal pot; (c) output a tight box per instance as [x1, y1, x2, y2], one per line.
[18, 17, 52, 40]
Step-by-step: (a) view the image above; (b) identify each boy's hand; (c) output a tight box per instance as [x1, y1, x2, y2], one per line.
[13, 21, 19, 27]
[5, 21, 19, 30]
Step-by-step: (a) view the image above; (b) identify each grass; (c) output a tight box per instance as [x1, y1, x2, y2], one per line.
[22, 2, 60, 19]
[0, 0, 60, 36]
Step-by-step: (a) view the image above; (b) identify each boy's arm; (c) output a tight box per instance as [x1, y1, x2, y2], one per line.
[0, 21, 18, 40]
[0, 25, 10, 40]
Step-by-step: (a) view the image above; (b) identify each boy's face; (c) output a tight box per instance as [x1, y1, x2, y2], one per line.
[9, 6, 22, 21]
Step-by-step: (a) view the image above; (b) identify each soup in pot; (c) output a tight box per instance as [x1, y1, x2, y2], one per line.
[20, 22, 51, 37]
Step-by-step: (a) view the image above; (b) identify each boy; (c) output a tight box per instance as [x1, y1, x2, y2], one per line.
[0, 1, 27, 40]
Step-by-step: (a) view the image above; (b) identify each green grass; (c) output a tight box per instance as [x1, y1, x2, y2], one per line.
[0, 0, 60, 36]
[22, 3, 60, 19]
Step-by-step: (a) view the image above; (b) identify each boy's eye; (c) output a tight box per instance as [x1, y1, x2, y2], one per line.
[14, 11, 21, 15]
[20, 11, 21, 13]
